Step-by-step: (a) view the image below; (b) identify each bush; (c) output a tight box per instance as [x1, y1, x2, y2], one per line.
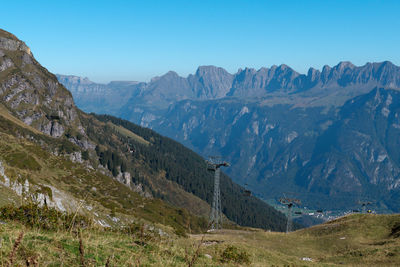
[220, 245, 250, 264]
[4, 151, 41, 171]
[81, 150, 89, 161]
[0, 203, 92, 231]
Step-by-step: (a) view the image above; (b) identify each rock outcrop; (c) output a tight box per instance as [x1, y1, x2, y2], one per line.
[0, 29, 82, 138]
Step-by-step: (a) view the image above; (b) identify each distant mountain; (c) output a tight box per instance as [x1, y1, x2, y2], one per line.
[58, 60, 400, 126]
[56, 74, 143, 114]
[1, 28, 288, 232]
[59, 60, 400, 105]
[58, 61, 400, 213]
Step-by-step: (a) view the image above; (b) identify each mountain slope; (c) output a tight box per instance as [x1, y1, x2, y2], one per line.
[0, 29, 287, 231]
[296, 88, 400, 211]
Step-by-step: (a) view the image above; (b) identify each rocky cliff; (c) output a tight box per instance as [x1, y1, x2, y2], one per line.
[0, 30, 82, 138]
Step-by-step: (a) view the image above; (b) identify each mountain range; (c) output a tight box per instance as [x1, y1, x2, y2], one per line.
[58, 61, 400, 213]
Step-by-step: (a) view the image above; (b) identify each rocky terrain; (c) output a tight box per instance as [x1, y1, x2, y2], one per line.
[58, 61, 400, 213]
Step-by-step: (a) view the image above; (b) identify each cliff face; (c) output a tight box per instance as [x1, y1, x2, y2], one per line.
[0, 29, 82, 138]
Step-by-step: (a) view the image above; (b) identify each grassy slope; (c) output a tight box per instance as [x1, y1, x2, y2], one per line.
[191, 214, 400, 266]
[0, 214, 399, 266]
[106, 121, 150, 146]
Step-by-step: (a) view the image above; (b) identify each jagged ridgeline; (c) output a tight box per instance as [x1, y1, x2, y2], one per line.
[0, 29, 287, 231]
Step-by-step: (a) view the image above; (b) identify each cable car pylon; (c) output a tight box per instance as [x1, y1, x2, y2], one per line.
[206, 156, 229, 231]
[279, 196, 301, 233]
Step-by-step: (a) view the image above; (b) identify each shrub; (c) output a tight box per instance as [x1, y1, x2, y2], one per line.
[81, 150, 89, 161]
[4, 151, 41, 171]
[0, 203, 92, 231]
[220, 245, 250, 264]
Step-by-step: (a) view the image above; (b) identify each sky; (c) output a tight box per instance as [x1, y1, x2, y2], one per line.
[2, 0, 400, 83]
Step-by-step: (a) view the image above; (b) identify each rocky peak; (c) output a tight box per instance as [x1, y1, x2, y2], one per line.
[336, 61, 355, 70]
[307, 67, 321, 83]
[0, 29, 32, 56]
[159, 70, 180, 80]
[195, 65, 221, 76]
[273, 64, 299, 79]
[190, 65, 234, 98]
[0, 29, 83, 138]
[372, 61, 400, 87]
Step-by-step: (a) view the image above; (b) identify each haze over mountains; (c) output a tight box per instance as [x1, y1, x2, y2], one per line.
[58, 61, 400, 213]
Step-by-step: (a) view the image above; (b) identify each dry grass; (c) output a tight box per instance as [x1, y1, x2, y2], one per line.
[106, 121, 150, 146]
[189, 214, 400, 266]
[0, 214, 399, 266]
[7, 231, 24, 266]
[0, 222, 214, 266]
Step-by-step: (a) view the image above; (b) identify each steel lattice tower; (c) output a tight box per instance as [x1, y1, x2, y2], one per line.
[279, 197, 301, 233]
[206, 157, 229, 230]
[358, 201, 372, 214]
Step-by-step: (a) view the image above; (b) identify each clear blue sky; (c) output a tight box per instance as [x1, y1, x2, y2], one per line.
[2, 0, 400, 83]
